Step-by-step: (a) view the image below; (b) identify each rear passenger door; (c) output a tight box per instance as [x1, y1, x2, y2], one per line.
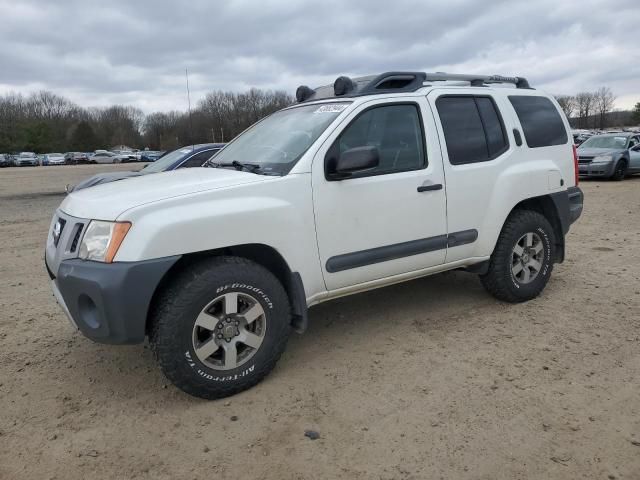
[428, 90, 515, 263]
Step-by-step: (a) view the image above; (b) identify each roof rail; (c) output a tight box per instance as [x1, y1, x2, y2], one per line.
[295, 71, 532, 103]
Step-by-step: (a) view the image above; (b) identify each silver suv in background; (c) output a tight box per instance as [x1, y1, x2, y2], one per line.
[577, 132, 640, 180]
[16, 152, 39, 166]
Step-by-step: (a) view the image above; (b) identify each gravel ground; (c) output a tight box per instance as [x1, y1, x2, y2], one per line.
[1, 165, 639, 480]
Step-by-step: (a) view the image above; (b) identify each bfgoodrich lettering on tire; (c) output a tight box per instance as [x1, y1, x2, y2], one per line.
[150, 256, 291, 399]
[480, 210, 555, 303]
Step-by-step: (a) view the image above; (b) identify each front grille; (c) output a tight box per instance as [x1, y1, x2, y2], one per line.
[69, 224, 84, 253]
[578, 156, 593, 164]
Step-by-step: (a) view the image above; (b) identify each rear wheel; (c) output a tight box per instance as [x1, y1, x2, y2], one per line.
[611, 160, 627, 181]
[150, 256, 291, 399]
[480, 210, 555, 303]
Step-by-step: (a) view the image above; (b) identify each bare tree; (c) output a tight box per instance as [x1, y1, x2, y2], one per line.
[575, 92, 597, 129]
[594, 86, 616, 129]
[555, 95, 576, 120]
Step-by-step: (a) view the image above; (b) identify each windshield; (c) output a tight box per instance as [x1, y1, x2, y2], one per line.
[142, 147, 194, 173]
[210, 102, 350, 175]
[20, 152, 35, 158]
[48, 153, 63, 157]
[580, 135, 628, 149]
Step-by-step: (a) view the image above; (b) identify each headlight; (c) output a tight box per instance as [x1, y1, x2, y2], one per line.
[592, 155, 613, 163]
[78, 220, 131, 263]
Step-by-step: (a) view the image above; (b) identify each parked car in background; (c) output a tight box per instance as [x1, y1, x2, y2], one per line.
[571, 130, 593, 146]
[43, 153, 66, 166]
[90, 150, 119, 164]
[140, 150, 163, 162]
[144, 144, 225, 171]
[16, 152, 39, 167]
[112, 150, 137, 163]
[0, 154, 12, 167]
[64, 152, 90, 165]
[67, 144, 225, 192]
[577, 132, 640, 180]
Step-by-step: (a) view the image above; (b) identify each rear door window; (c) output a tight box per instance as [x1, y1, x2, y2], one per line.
[508, 96, 568, 148]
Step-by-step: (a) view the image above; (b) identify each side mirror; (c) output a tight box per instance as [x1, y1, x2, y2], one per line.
[328, 146, 379, 179]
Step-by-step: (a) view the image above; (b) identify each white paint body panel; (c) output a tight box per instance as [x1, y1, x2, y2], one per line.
[56, 85, 575, 306]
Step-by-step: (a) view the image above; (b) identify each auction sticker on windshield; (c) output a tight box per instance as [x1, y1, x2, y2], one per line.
[314, 104, 348, 114]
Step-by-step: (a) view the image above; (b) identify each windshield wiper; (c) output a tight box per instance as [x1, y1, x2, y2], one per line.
[208, 160, 261, 173]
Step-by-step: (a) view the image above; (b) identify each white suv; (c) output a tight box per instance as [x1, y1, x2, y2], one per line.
[45, 71, 583, 399]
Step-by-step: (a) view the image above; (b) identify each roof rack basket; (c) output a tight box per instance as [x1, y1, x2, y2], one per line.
[423, 73, 530, 89]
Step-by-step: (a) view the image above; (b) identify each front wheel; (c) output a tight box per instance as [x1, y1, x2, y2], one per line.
[610, 160, 627, 181]
[150, 256, 291, 399]
[480, 210, 555, 303]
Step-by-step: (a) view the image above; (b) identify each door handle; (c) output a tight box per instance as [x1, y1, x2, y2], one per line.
[417, 183, 443, 192]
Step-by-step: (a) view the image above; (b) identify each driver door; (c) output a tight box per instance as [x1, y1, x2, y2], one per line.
[629, 141, 640, 172]
[312, 98, 448, 291]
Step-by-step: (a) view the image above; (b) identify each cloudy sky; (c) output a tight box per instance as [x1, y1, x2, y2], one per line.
[1, 0, 638, 112]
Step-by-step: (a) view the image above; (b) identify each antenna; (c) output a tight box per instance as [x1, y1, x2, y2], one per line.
[185, 68, 194, 149]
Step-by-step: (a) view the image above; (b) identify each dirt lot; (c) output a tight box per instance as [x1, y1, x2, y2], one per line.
[0, 165, 639, 480]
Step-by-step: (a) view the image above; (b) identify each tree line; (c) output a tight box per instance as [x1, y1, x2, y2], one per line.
[554, 87, 621, 129]
[1, 85, 636, 154]
[0, 88, 293, 154]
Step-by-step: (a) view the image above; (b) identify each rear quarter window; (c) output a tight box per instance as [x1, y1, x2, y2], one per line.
[435, 95, 508, 165]
[509, 96, 568, 148]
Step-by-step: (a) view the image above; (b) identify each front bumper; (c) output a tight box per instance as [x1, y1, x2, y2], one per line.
[48, 256, 180, 344]
[578, 161, 615, 178]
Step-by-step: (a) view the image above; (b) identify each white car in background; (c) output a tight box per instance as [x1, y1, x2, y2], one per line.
[44, 153, 66, 165]
[112, 150, 137, 163]
[91, 150, 119, 164]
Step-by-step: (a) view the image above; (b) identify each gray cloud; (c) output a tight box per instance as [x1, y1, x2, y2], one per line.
[0, 0, 638, 111]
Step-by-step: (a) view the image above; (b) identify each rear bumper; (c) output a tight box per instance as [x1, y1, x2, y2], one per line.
[567, 187, 583, 226]
[550, 186, 583, 235]
[49, 256, 180, 344]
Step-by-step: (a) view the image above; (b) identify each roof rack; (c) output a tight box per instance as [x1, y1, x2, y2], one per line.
[296, 71, 532, 102]
[424, 73, 530, 89]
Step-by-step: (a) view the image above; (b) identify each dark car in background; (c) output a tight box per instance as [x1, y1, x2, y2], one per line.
[577, 132, 640, 180]
[67, 143, 225, 192]
[64, 152, 90, 165]
[140, 150, 164, 162]
[0, 154, 13, 167]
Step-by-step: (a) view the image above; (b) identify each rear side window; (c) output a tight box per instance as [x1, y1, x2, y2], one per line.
[509, 96, 568, 148]
[436, 96, 508, 165]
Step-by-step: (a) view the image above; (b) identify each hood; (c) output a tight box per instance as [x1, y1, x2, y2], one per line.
[576, 147, 623, 157]
[59, 167, 268, 220]
[67, 170, 143, 192]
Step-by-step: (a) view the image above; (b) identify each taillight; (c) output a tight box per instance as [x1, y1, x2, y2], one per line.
[572, 144, 579, 186]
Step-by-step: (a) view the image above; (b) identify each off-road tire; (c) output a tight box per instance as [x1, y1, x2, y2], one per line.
[149, 256, 291, 399]
[611, 160, 627, 181]
[480, 210, 555, 303]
